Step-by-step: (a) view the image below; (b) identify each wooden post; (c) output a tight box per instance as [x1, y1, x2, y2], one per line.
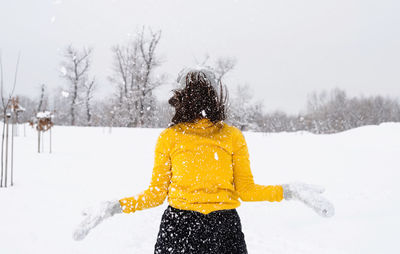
[41, 131, 44, 152]
[38, 129, 40, 153]
[4, 114, 10, 187]
[0, 119, 5, 188]
[14, 112, 18, 137]
[36, 112, 54, 154]
[11, 115, 14, 186]
[49, 128, 52, 154]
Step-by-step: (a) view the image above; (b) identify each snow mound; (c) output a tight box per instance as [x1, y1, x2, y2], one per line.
[0, 123, 399, 253]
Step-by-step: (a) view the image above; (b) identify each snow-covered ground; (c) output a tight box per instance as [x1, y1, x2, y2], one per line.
[0, 123, 399, 253]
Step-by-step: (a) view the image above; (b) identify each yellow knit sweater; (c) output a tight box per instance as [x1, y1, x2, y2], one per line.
[119, 118, 283, 214]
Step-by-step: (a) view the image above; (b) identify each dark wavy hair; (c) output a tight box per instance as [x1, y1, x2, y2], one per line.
[168, 71, 227, 126]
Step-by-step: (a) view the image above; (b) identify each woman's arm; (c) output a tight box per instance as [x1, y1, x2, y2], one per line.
[231, 127, 334, 217]
[119, 129, 172, 213]
[232, 127, 283, 202]
[73, 129, 172, 241]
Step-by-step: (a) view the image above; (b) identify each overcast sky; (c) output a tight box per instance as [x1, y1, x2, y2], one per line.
[1, 0, 399, 113]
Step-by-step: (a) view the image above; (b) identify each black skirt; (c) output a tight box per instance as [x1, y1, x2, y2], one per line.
[154, 206, 248, 254]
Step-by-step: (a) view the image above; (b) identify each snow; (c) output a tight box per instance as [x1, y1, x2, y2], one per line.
[61, 91, 69, 98]
[17, 105, 26, 112]
[59, 66, 67, 76]
[176, 66, 220, 95]
[1, 123, 399, 253]
[36, 111, 53, 119]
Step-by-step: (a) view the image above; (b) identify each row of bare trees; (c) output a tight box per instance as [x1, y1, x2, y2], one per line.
[48, 28, 164, 127]
[10, 26, 400, 133]
[253, 89, 400, 133]
[21, 81, 400, 134]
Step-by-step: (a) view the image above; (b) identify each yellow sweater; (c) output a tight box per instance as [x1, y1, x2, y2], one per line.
[119, 118, 283, 214]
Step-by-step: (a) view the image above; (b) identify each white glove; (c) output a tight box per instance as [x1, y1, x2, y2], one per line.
[73, 200, 122, 241]
[282, 182, 335, 218]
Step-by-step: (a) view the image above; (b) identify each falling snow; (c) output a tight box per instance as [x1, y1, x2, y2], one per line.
[61, 91, 69, 98]
[59, 66, 67, 76]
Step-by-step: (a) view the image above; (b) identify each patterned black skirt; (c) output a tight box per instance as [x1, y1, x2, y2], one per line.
[154, 206, 248, 254]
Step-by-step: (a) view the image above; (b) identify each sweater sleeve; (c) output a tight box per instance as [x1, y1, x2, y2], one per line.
[119, 128, 172, 213]
[232, 127, 283, 202]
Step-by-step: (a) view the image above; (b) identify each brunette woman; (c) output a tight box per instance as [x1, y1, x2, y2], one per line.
[74, 67, 334, 254]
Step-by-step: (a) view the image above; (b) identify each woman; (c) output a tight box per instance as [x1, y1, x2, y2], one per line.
[73, 67, 334, 253]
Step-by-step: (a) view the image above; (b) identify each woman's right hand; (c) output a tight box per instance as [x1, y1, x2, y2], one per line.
[282, 182, 335, 218]
[73, 200, 122, 241]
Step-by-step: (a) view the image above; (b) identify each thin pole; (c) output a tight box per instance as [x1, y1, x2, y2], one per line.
[0, 119, 4, 187]
[5, 116, 9, 187]
[41, 131, 44, 152]
[49, 128, 52, 153]
[11, 115, 14, 186]
[15, 113, 18, 137]
[38, 129, 40, 153]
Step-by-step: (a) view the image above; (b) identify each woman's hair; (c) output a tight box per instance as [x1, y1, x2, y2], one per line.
[168, 70, 228, 126]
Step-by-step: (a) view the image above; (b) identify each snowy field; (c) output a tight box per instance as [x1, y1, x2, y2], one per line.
[0, 123, 399, 254]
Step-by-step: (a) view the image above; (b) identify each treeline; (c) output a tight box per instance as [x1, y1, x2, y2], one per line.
[15, 84, 400, 135]
[246, 89, 400, 134]
[8, 28, 400, 134]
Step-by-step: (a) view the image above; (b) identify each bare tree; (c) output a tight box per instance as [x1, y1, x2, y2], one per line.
[110, 41, 140, 126]
[83, 78, 95, 126]
[137, 28, 162, 126]
[194, 55, 236, 83]
[37, 84, 48, 113]
[0, 52, 20, 188]
[109, 27, 163, 127]
[227, 84, 261, 130]
[60, 45, 93, 125]
[214, 57, 236, 83]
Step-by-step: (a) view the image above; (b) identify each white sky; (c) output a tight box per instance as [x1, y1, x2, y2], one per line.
[1, 0, 399, 113]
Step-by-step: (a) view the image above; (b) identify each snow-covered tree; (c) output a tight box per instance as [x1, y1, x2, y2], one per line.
[109, 28, 163, 127]
[60, 45, 94, 126]
[37, 84, 48, 113]
[83, 79, 95, 126]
